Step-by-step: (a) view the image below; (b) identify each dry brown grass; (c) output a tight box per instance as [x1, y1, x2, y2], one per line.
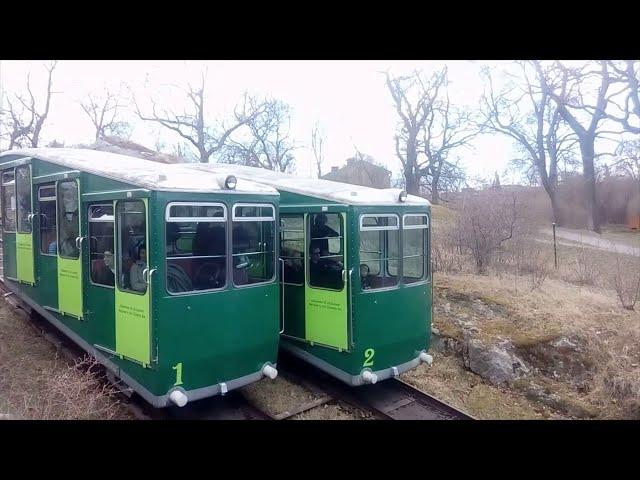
[0, 301, 133, 420]
[402, 353, 561, 419]
[432, 272, 640, 418]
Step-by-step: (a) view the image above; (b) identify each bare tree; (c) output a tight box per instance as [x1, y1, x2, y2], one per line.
[3, 61, 58, 149]
[81, 87, 130, 141]
[605, 61, 639, 135]
[535, 60, 620, 233]
[386, 68, 447, 195]
[222, 99, 296, 172]
[613, 139, 640, 189]
[481, 62, 578, 224]
[135, 70, 264, 163]
[419, 84, 477, 204]
[311, 121, 325, 178]
[387, 67, 475, 201]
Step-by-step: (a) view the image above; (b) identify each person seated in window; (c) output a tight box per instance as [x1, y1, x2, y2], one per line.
[95, 250, 115, 286]
[310, 214, 339, 253]
[48, 240, 57, 255]
[360, 263, 372, 290]
[59, 236, 79, 258]
[129, 245, 147, 292]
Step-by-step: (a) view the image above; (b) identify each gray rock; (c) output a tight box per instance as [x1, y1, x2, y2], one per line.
[465, 339, 529, 385]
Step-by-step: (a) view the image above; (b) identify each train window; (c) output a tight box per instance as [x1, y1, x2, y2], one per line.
[57, 180, 80, 259]
[308, 213, 344, 291]
[403, 214, 429, 284]
[232, 204, 276, 287]
[16, 166, 32, 234]
[359, 214, 399, 290]
[117, 200, 147, 294]
[280, 214, 304, 285]
[89, 204, 115, 287]
[1, 170, 16, 232]
[166, 202, 226, 294]
[38, 185, 57, 255]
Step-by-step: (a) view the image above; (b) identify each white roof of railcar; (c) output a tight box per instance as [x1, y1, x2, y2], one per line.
[0, 148, 278, 195]
[183, 163, 431, 206]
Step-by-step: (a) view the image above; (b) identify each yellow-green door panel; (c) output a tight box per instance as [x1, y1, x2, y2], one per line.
[114, 198, 151, 366]
[304, 212, 349, 351]
[16, 232, 35, 284]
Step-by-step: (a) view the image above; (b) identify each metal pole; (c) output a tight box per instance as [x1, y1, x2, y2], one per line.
[552, 222, 558, 269]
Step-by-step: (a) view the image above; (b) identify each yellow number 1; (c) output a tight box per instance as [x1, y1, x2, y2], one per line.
[172, 362, 183, 386]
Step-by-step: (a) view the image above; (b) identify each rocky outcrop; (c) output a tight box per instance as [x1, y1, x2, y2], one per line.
[463, 338, 529, 385]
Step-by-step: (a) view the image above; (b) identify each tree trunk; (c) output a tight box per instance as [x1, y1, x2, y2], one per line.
[431, 176, 440, 205]
[404, 140, 420, 195]
[581, 141, 601, 233]
[405, 171, 420, 196]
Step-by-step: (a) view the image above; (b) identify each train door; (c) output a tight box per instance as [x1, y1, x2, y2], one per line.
[280, 213, 307, 339]
[1, 169, 17, 280]
[85, 202, 116, 350]
[305, 212, 349, 351]
[15, 165, 35, 284]
[56, 178, 83, 319]
[36, 184, 58, 308]
[114, 198, 152, 366]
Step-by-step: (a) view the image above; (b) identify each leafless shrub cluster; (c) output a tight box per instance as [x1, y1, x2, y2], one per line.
[612, 252, 640, 310]
[450, 190, 524, 274]
[432, 234, 467, 274]
[565, 244, 598, 286]
[18, 355, 124, 420]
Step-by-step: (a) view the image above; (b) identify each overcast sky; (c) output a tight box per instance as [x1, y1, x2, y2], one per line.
[0, 60, 625, 185]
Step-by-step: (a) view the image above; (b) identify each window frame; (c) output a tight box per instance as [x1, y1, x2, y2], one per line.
[232, 203, 276, 222]
[402, 213, 429, 285]
[279, 213, 305, 286]
[165, 201, 228, 295]
[56, 179, 80, 260]
[231, 202, 277, 288]
[88, 203, 115, 289]
[358, 213, 401, 292]
[307, 212, 345, 292]
[1, 169, 17, 233]
[15, 165, 33, 234]
[116, 199, 148, 295]
[38, 185, 57, 256]
[165, 202, 227, 223]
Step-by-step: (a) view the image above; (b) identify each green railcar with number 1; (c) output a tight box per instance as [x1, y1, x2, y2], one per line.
[0, 148, 281, 408]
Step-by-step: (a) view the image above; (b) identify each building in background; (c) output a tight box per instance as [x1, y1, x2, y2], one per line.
[322, 155, 391, 189]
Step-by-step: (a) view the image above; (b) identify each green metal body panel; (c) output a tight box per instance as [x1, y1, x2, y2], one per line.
[279, 192, 432, 380]
[3, 234, 17, 279]
[0, 154, 280, 404]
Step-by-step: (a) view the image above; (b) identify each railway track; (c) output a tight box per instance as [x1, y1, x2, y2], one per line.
[277, 350, 474, 420]
[1, 277, 472, 421]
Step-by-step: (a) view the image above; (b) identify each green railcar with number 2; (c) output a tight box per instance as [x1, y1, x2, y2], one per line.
[184, 164, 433, 386]
[0, 149, 281, 408]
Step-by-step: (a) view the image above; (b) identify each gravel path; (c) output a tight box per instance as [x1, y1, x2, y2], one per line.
[539, 227, 640, 257]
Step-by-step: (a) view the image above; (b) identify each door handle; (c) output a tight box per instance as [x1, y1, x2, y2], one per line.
[142, 267, 149, 284]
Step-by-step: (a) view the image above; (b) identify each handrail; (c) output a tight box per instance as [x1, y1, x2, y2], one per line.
[348, 267, 354, 348]
[279, 258, 285, 334]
